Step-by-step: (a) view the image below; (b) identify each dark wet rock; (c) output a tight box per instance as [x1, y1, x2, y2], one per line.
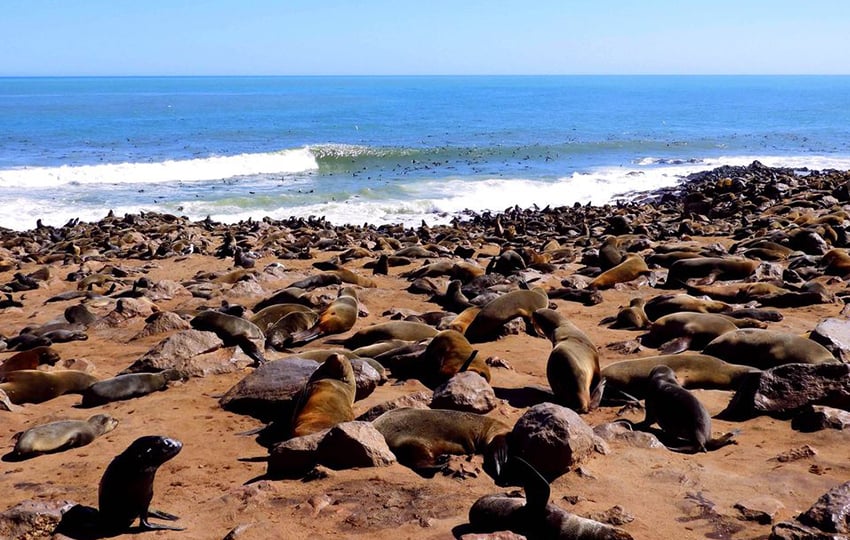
[509, 402, 599, 482]
[770, 520, 836, 539]
[356, 390, 432, 422]
[810, 318, 850, 363]
[316, 421, 396, 470]
[219, 358, 319, 421]
[430, 371, 498, 414]
[792, 405, 850, 432]
[722, 363, 850, 420]
[734, 496, 784, 524]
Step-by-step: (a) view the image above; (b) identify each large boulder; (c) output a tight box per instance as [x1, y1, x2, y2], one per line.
[121, 329, 252, 377]
[430, 372, 498, 414]
[809, 318, 850, 363]
[219, 358, 319, 422]
[316, 421, 396, 470]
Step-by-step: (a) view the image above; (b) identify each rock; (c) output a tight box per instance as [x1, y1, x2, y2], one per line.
[501, 317, 528, 337]
[773, 445, 817, 463]
[722, 363, 850, 420]
[350, 358, 381, 401]
[145, 279, 191, 301]
[122, 329, 243, 377]
[357, 391, 433, 422]
[770, 520, 835, 540]
[131, 311, 191, 340]
[810, 318, 850, 362]
[605, 339, 643, 355]
[734, 496, 784, 524]
[228, 279, 266, 297]
[792, 405, 850, 432]
[430, 371, 498, 414]
[798, 481, 850, 534]
[267, 430, 328, 478]
[509, 402, 598, 481]
[316, 421, 396, 470]
[586, 505, 635, 526]
[0, 499, 76, 540]
[219, 358, 319, 421]
[460, 532, 527, 540]
[593, 422, 664, 449]
[91, 297, 158, 328]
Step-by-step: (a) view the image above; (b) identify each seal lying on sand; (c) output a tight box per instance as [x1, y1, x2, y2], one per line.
[702, 328, 836, 369]
[469, 457, 634, 539]
[0, 370, 98, 405]
[190, 310, 266, 366]
[371, 407, 510, 478]
[98, 435, 184, 533]
[464, 287, 549, 343]
[8, 414, 119, 460]
[81, 371, 181, 408]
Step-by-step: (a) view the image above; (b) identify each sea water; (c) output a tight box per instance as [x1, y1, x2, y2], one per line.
[1, 75, 850, 231]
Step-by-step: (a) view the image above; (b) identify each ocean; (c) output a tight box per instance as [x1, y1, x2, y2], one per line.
[2, 75, 850, 231]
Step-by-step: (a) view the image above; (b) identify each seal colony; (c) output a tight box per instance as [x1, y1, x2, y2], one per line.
[1, 161, 850, 539]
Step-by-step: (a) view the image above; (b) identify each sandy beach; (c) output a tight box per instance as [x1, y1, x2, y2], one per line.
[1, 162, 849, 540]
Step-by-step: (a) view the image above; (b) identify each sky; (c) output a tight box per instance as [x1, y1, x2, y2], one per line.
[2, 0, 849, 76]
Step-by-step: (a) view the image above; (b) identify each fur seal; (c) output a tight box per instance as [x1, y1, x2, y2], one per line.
[266, 310, 319, 351]
[290, 353, 356, 438]
[190, 310, 266, 366]
[249, 303, 315, 334]
[664, 257, 759, 288]
[702, 329, 837, 369]
[9, 414, 119, 459]
[588, 253, 650, 290]
[343, 321, 438, 350]
[469, 457, 633, 539]
[532, 308, 601, 413]
[0, 346, 61, 374]
[290, 287, 359, 344]
[642, 312, 746, 354]
[0, 370, 98, 404]
[464, 287, 549, 343]
[643, 293, 731, 321]
[98, 435, 184, 532]
[371, 407, 510, 478]
[420, 329, 490, 387]
[602, 297, 650, 329]
[601, 354, 759, 398]
[634, 365, 736, 453]
[81, 371, 180, 407]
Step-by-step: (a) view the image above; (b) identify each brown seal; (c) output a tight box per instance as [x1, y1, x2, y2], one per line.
[601, 354, 759, 398]
[371, 407, 510, 478]
[664, 257, 759, 288]
[343, 320, 438, 350]
[98, 436, 184, 533]
[531, 308, 601, 413]
[0, 346, 61, 374]
[643, 293, 731, 321]
[588, 253, 651, 290]
[290, 287, 359, 344]
[249, 303, 315, 334]
[602, 297, 650, 329]
[290, 353, 357, 438]
[702, 328, 837, 369]
[81, 371, 180, 407]
[642, 312, 743, 354]
[446, 306, 481, 334]
[420, 329, 490, 387]
[190, 310, 266, 366]
[464, 287, 549, 343]
[9, 414, 119, 459]
[0, 370, 98, 404]
[266, 310, 319, 351]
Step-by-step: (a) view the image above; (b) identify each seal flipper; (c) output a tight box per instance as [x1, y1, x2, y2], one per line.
[512, 457, 550, 516]
[147, 508, 180, 521]
[458, 350, 479, 373]
[658, 336, 692, 355]
[589, 377, 606, 410]
[238, 338, 266, 366]
[139, 511, 185, 532]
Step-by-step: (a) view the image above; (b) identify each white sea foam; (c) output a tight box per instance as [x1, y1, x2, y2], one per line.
[0, 147, 318, 188]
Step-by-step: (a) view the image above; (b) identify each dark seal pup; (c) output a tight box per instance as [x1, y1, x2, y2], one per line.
[98, 435, 184, 533]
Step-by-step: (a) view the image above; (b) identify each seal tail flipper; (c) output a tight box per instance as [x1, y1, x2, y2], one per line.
[599, 315, 617, 326]
[290, 326, 322, 345]
[511, 457, 550, 515]
[148, 509, 180, 521]
[706, 430, 740, 451]
[658, 336, 692, 355]
[589, 377, 606, 410]
[239, 339, 266, 366]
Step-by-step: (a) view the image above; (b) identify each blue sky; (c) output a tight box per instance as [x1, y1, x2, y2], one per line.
[2, 0, 849, 76]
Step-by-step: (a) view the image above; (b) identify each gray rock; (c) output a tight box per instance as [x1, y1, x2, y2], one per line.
[356, 391, 433, 422]
[799, 481, 850, 534]
[770, 520, 837, 540]
[90, 297, 158, 328]
[316, 421, 396, 470]
[810, 318, 850, 363]
[722, 363, 850, 420]
[0, 499, 76, 539]
[145, 279, 191, 301]
[350, 357, 381, 401]
[509, 402, 598, 482]
[219, 358, 319, 421]
[131, 311, 191, 340]
[593, 422, 664, 449]
[268, 430, 328, 478]
[430, 371, 498, 413]
[734, 496, 784, 524]
[122, 329, 240, 377]
[792, 405, 850, 432]
[228, 279, 266, 297]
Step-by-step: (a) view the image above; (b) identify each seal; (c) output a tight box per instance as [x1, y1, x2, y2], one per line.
[664, 257, 759, 288]
[290, 287, 359, 344]
[98, 435, 184, 533]
[643, 293, 731, 321]
[265, 310, 319, 351]
[420, 329, 490, 387]
[343, 320, 438, 350]
[81, 371, 180, 408]
[0, 346, 61, 374]
[601, 353, 760, 398]
[588, 253, 650, 290]
[642, 312, 745, 354]
[531, 308, 601, 413]
[446, 306, 481, 334]
[0, 370, 98, 404]
[190, 310, 266, 366]
[290, 353, 357, 438]
[372, 407, 511, 478]
[464, 287, 549, 343]
[249, 303, 315, 335]
[9, 414, 119, 459]
[469, 457, 634, 540]
[602, 297, 650, 329]
[702, 328, 837, 369]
